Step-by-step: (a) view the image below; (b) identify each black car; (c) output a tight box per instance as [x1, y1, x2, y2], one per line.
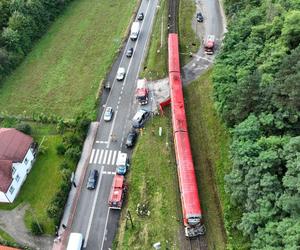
[125, 129, 138, 148]
[126, 48, 133, 57]
[137, 12, 144, 21]
[196, 12, 204, 22]
[86, 169, 99, 190]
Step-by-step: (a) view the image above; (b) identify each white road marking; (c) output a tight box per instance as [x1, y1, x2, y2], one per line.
[103, 150, 108, 165]
[96, 141, 108, 144]
[107, 110, 118, 148]
[98, 149, 104, 164]
[107, 150, 113, 165]
[111, 151, 117, 165]
[89, 149, 95, 164]
[93, 149, 99, 164]
[100, 208, 111, 250]
[84, 166, 104, 248]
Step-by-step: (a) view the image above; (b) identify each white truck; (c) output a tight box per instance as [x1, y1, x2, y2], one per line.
[67, 233, 83, 250]
[130, 22, 140, 41]
[116, 153, 129, 175]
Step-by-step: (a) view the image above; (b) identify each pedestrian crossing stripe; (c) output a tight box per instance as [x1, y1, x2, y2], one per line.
[89, 149, 121, 165]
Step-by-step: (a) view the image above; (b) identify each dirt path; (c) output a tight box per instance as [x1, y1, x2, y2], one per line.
[0, 204, 54, 250]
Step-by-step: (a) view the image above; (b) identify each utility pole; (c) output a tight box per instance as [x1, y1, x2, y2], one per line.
[30, 208, 43, 233]
[126, 210, 134, 229]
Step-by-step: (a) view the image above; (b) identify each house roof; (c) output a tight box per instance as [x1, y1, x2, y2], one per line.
[0, 128, 33, 162]
[0, 160, 13, 193]
[0, 245, 21, 250]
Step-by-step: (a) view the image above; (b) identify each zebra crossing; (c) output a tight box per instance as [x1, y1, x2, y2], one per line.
[89, 149, 120, 166]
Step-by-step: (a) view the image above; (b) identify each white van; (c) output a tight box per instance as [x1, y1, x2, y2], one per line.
[67, 233, 83, 250]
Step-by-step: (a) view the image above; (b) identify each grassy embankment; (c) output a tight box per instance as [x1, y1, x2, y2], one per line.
[0, 121, 66, 234]
[140, 0, 168, 80]
[178, 0, 200, 65]
[114, 113, 182, 250]
[0, 0, 137, 119]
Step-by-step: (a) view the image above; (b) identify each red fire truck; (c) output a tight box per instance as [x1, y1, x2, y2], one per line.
[108, 175, 127, 209]
[204, 35, 215, 55]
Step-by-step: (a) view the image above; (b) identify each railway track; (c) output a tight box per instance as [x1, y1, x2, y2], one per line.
[168, 0, 178, 33]
[188, 236, 208, 250]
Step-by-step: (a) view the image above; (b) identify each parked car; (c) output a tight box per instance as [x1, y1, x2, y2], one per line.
[86, 169, 99, 190]
[132, 109, 150, 128]
[126, 48, 133, 57]
[116, 67, 126, 81]
[196, 12, 204, 22]
[104, 107, 113, 121]
[125, 129, 138, 148]
[137, 12, 144, 21]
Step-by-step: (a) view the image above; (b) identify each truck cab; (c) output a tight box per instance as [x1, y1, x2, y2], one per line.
[116, 153, 129, 175]
[136, 79, 149, 105]
[204, 35, 215, 55]
[108, 175, 127, 209]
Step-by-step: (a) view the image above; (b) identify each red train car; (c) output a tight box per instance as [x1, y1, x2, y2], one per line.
[168, 33, 205, 237]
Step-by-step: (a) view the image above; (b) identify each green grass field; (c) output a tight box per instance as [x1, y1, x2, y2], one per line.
[114, 113, 181, 250]
[140, 0, 168, 80]
[0, 0, 137, 119]
[185, 69, 248, 249]
[0, 123, 66, 234]
[179, 0, 200, 65]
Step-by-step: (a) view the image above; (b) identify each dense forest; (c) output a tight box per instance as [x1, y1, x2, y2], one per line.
[0, 0, 73, 83]
[213, 0, 300, 248]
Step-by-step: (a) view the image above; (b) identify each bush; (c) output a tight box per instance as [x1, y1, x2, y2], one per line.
[65, 147, 81, 162]
[15, 123, 32, 135]
[30, 221, 44, 235]
[59, 161, 70, 171]
[56, 144, 66, 155]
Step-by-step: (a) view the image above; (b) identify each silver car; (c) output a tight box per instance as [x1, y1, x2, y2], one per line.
[104, 107, 113, 121]
[116, 67, 126, 81]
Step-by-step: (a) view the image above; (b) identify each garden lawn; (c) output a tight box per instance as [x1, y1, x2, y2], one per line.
[0, 123, 65, 234]
[185, 69, 248, 249]
[114, 113, 181, 250]
[0, 0, 137, 119]
[140, 0, 168, 80]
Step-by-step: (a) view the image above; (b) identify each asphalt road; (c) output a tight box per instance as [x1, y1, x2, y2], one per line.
[70, 0, 159, 249]
[182, 0, 225, 83]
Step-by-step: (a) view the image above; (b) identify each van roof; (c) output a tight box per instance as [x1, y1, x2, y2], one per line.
[116, 153, 127, 166]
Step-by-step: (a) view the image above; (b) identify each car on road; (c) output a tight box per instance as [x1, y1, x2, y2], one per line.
[104, 106, 113, 121]
[125, 129, 138, 148]
[137, 12, 144, 21]
[132, 109, 150, 128]
[196, 12, 204, 22]
[116, 67, 126, 81]
[86, 169, 99, 190]
[116, 153, 130, 175]
[126, 47, 133, 57]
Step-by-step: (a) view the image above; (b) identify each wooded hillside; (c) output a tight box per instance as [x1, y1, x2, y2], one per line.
[0, 0, 73, 82]
[213, 0, 300, 248]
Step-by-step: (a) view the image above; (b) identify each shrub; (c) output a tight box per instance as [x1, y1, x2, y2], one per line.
[15, 123, 32, 135]
[30, 221, 44, 235]
[56, 144, 66, 155]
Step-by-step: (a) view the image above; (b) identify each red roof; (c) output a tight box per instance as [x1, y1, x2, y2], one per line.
[0, 128, 33, 162]
[0, 245, 21, 250]
[0, 160, 13, 193]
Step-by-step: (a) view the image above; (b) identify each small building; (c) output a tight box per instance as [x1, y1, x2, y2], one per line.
[0, 128, 36, 203]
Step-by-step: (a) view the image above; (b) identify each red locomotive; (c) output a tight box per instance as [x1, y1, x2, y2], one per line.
[168, 33, 205, 237]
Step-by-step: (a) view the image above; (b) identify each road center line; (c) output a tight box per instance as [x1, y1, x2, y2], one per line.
[100, 208, 111, 250]
[84, 165, 104, 248]
[107, 110, 118, 148]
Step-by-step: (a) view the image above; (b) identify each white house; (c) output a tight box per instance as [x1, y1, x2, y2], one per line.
[0, 128, 36, 203]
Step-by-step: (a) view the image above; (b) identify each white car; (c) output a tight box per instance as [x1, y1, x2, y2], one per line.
[104, 107, 113, 121]
[116, 67, 126, 81]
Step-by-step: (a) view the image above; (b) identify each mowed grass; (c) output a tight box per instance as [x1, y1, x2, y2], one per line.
[0, 0, 137, 119]
[114, 113, 181, 250]
[184, 69, 247, 249]
[140, 0, 168, 80]
[178, 0, 200, 65]
[0, 123, 65, 234]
